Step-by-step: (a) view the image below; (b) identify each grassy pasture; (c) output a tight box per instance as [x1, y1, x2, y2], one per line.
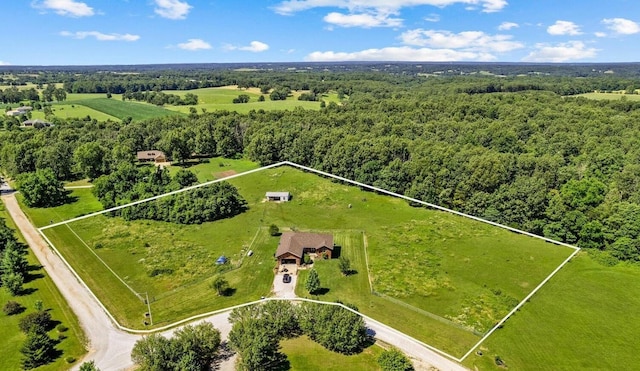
[17, 188, 103, 228]
[36, 166, 572, 358]
[0, 202, 86, 371]
[72, 98, 179, 121]
[281, 335, 383, 370]
[575, 92, 640, 101]
[167, 157, 260, 183]
[465, 253, 640, 370]
[30, 104, 119, 122]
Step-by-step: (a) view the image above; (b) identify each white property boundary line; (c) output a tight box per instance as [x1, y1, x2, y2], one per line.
[36, 161, 581, 362]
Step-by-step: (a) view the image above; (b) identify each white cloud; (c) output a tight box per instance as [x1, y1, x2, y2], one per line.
[547, 20, 582, 36]
[400, 29, 523, 52]
[0, 61, 11, 66]
[323, 11, 402, 28]
[498, 21, 518, 30]
[60, 31, 140, 41]
[177, 39, 211, 51]
[33, 0, 94, 17]
[425, 13, 440, 22]
[602, 18, 640, 35]
[523, 41, 597, 62]
[595, 32, 607, 38]
[274, 0, 508, 16]
[305, 46, 497, 62]
[225, 41, 270, 53]
[154, 0, 192, 20]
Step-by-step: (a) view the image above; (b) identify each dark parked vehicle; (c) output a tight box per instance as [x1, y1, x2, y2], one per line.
[283, 273, 291, 283]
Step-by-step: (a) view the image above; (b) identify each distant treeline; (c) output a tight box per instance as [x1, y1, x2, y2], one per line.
[2, 71, 640, 262]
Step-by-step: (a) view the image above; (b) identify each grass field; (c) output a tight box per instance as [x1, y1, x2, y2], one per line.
[464, 252, 640, 370]
[34, 165, 573, 358]
[17, 188, 103, 228]
[30, 104, 119, 122]
[0, 202, 86, 371]
[574, 92, 640, 101]
[72, 98, 179, 121]
[168, 157, 261, 183]
[281, 336, 383, 370]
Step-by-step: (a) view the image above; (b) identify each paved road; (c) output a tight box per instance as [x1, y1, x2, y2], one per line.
[3, 192, 467, 371]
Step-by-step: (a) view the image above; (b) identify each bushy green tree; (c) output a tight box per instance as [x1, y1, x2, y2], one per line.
[338, 256, 351, 275]
[210, 275, 230, 296]
[16, 168, 68, 207]
[297, 303, 368, 354]
[305, 269, 320, 295]
[378, 349, 414, 371]
[19, 311, 52, 334]
[79, 360, 100, 371]
[21, 330, 57, 369]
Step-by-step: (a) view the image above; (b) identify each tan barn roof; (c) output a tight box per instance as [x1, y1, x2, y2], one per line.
[275, 232, 334, 259]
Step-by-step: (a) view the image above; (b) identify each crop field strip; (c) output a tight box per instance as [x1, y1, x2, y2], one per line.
[36, 161, 578, 361]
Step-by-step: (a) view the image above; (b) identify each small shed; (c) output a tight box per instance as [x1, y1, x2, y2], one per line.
[215, 255, 228, 265]
[266, 192, 291, 202]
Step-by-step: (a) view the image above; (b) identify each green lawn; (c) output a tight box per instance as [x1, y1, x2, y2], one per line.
[34, 166, 572, 356]
[167, 157, 261, 183]
[0, 203, 86, 371]
[17, 188, 103, 228]
[281, 336, 383, 370]
[464, 253, 640, 370]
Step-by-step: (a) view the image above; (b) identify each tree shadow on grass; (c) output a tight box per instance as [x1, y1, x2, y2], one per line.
[221, 287, 236, 297]
[19, 287, 38, 296]
[314, 288, 330, 296]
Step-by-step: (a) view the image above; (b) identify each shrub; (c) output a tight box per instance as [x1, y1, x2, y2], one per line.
[65, 356, 76, 363]
[19, 311, 52, 334]
[56, 324, 68, 332]
[378, 348, 414, 371]
[3, 300, 25, 315]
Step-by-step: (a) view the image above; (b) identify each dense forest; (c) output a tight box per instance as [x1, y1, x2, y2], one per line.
[2, 64, 640, 262]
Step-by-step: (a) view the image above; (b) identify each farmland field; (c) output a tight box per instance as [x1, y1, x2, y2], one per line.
[36, 165, 573, 357]
[31, 104, 118, 122]
[72, 98, 179, 121]
[464, 253, 640, 370]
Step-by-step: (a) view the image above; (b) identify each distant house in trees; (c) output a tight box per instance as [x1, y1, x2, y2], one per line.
[265, 192, 291, 202]
[275, 232, 334, 266]
[6, 106, 33, 117]
[22, 119, 51, 128]
[136, 150, 167, 163]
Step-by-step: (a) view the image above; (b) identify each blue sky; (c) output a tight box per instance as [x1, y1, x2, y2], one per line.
[3, 0, 639, 65]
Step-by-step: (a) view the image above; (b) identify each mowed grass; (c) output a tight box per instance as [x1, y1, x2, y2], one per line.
[281, 336, 383, 370]
[168, 157, 261, 183]
[464, 253, 640, 370]
[72, 98, 180, 121]
[0, 203, 86, 371]
[34, 166, 573, 358]
[17, 188, 103, 228]
[30, 104, 119, 122]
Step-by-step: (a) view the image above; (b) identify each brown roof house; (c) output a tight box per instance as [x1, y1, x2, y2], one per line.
[275, 232, 334, 266]
[136, 150, 167, 163]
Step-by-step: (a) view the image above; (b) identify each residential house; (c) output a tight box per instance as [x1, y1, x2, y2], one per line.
[136, 150, 167, 163]
[275, 232, 334, 266]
